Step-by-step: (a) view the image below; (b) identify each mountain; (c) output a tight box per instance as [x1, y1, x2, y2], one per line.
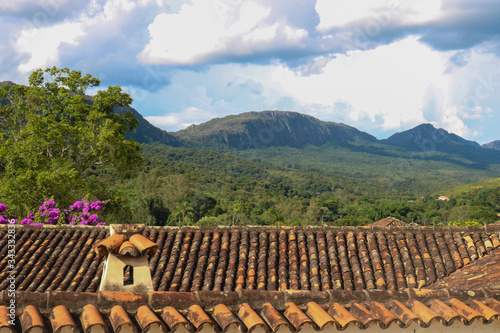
[382, 123, 481, 149]
[115, 107, 181, 146]
[132, 111, 500, 174]
[0, 81, 15, 88]
[174, 111, 376, 149]
[483, 140, 500, 150]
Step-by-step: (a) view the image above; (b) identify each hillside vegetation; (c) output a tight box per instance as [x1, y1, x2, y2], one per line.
[102, 143, 500, 227]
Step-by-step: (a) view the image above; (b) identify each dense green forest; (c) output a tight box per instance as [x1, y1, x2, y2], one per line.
[94, 144, 500, 227]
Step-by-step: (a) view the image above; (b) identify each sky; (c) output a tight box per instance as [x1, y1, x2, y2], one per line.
[1, 0, 500, 143]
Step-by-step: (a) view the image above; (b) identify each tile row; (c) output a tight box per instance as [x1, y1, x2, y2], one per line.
[144, 228, 499, 292]
[0, 226, 499, 292]
[4, 297, 500, 333]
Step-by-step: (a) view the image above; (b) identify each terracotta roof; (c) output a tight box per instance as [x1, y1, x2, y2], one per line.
[371, 217, 409, 227]
[3, 224, 500, 332]
[4, 225, 500, 293]
[429, 246, 500, 290]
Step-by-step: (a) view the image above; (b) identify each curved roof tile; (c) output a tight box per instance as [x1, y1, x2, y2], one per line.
[81, 304, 107, 333]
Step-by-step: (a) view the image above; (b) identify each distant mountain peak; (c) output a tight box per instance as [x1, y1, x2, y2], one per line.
[383, 123, 481, 149]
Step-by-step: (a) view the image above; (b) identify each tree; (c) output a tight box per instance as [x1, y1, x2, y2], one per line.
[305, 198, 322, 225]
[0, 67, 142, 216]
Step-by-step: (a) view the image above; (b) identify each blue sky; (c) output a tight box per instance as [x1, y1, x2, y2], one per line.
[1, 0, 500, 143]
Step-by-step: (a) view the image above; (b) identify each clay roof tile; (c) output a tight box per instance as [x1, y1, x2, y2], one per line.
[0, 306, 14, 331]
[283, 302, 312, 331]
[237, 303, 266, 332]
[448, 298, 483, 322]
[371, 217, 408, 228]
[161, 306, 190, 332]
[212, 304, 241, 332]
[129, 234, 158, 257]
[95, 234, 127, 256]
[136, 306, 164, 333]
[468, 300, 500, 321]
[348, 302, 379, 327]
[110, 305, 137, 333]
[365, 301, 399, 328]
[50, 305, 78, 333]
[118, 241, 140, 257]
[407, 299, 443, 327]
[305, 302, 336, 329]
[5, 224, 500, 304]
[487, 298, 500, 312]
[427, 299, 462, 323]
[187, 305, 214, 332]
[81, 304, 107, 333]
[327, 303, 358, 329]
[260, 303, 290, 332]
[388, 300, 418, 327]
[21, 305, 45, 333]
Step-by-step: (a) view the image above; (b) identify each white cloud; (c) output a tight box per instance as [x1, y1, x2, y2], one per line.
[16, 22, 85, 73]
[315, 0, 443, 31]
[146, 106, 218, 130]
[138, 0, 307, 65]
[437, 106, 471, 137]
[146, 115, 180, 127]
[269, 36, 448, 131]
[135, 38, 455, 136]
[13, 0, 152, 75]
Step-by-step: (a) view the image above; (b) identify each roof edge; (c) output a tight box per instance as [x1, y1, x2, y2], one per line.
[5, 288, 500, 313]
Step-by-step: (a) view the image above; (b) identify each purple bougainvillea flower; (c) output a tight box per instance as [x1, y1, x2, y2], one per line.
[70, 201, 82, 212]
[88, 214, 99, 225]
[82, 202, 91, 213]
[0, 203, 6, 213]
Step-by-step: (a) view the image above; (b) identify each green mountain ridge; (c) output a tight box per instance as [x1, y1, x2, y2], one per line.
[125, 109, 500, 192]
[174, 110, 376, 149]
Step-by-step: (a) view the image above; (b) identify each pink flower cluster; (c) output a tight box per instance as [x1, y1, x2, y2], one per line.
[67, 199, 108, 226]
[0, 203, 15, 224]
[0, 199, 107, 226]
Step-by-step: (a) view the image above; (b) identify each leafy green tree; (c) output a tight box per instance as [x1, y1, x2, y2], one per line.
[172, 200, 194, 225]
[187, 193, 217, 222]
[0, 67, 142, 216]
[304, 198, 322, 225]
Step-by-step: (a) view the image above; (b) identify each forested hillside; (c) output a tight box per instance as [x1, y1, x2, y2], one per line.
[102, 143, 500, 227]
